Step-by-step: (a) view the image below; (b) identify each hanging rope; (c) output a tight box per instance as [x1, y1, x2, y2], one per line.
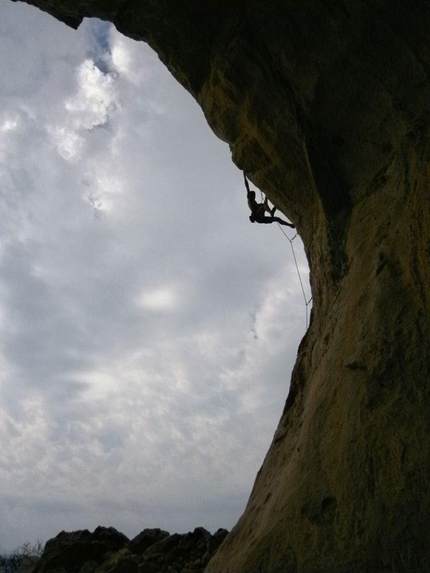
[276, 223, 313, 328]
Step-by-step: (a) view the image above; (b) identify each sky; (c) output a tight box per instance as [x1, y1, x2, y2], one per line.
[0, 0, 310, 552]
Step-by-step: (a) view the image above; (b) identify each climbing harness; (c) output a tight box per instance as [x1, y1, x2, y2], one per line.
[276, 223, 313, 328]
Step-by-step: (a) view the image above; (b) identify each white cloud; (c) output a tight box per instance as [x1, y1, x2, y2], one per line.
[111, 37, 133, 78]
[137, 285, 180, 312]
[0, 0, 310, 553]
[48, 125, 85, 161]
[65, 60, 117, 127]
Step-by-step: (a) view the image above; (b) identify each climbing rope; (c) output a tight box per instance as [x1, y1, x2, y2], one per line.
[276, 223, 313, 328]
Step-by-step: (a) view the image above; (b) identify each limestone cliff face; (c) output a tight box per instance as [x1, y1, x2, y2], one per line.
[13, 0, 430, 571]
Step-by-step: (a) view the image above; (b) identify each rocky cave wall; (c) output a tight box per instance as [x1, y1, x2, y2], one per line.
[12, 0, 430, 571]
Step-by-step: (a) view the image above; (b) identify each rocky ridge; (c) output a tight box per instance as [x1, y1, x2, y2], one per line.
[29, 526, 228, 573]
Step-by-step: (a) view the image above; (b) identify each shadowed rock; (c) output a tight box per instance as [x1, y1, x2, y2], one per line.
[34, 527, 130, 573]
[30, 527, 228, 573]
[128, 530, 169, 556]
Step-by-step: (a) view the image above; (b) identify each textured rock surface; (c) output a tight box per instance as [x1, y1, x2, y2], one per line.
[12, 0, 430, 571]
[34, 527, 130, 573]
[32, 527, 228, 573]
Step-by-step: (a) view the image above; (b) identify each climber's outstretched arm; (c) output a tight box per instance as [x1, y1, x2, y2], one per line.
[243, 172, 251, 195]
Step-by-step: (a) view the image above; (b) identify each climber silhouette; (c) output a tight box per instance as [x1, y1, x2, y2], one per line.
[244, 173, 295, 227]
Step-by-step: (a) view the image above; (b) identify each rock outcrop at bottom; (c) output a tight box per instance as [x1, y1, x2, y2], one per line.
[30, 526, 228, 573]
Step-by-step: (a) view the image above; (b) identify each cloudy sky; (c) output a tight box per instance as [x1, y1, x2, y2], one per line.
[0, 0, 310, 552]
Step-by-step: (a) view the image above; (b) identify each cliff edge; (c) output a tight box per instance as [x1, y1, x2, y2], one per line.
[11, 0, 430, 571]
